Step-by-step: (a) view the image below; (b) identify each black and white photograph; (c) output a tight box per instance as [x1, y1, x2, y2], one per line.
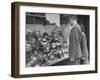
[11, 2, 97, 78]
[25, 12, 90, 67]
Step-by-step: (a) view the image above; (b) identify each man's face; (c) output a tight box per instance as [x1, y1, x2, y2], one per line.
[69, 19, 74, 26]
[69, 18, 77, 26]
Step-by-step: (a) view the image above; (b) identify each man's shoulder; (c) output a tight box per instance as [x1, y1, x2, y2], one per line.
[71, 26, 78, 31]
[72, 24, 81, 31]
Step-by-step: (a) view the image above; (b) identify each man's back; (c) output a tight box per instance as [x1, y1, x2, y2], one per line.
[69, 24, 82, 59]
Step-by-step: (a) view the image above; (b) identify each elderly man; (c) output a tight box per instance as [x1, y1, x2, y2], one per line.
[69, 15, 83, 65]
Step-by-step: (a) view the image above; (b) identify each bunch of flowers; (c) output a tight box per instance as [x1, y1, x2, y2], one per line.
[26, 31, 68, 66]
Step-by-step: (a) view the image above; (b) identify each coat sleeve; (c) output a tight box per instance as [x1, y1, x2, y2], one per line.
[81, 33, 89, 59]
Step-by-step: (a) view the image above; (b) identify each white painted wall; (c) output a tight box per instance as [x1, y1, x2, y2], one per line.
[46, 13, 60, 27]
[0, 0, 100, 80]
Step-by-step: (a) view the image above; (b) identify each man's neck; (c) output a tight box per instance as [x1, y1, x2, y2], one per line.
[73, 21, 77, 25]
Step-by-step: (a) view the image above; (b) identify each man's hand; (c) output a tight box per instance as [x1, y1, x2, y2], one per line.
[81, 57, 86, 60]
[70, 58, 75, 62]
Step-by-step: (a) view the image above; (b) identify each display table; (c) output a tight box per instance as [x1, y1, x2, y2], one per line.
[42, 53, 69, 66]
